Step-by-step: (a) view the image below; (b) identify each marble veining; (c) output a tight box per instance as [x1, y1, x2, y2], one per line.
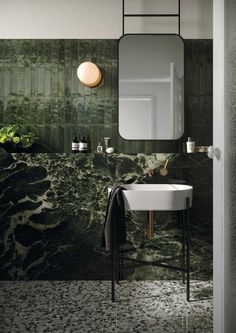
[0, 151, 212, 281]
[0, 280, 213, 333]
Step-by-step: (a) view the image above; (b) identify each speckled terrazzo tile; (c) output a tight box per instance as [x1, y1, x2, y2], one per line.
[116, 280, 213, 303]
[0, 281, 117, 333]
[0, 281, 212, 333]
[115, 281, 212, 333]
[0, 281, 113, 307]
[1, 303, 118, 333]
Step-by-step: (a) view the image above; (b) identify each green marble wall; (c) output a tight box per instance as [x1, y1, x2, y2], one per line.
[0, 150, 212, 280]
[0, 39, 213, 281]
[0, 39, 212, 153]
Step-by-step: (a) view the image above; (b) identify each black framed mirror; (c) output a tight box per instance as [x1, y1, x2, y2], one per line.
[119, 34, 184, 140]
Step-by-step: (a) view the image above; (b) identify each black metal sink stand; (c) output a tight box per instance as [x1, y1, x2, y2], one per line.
[111, 197, 191, 302]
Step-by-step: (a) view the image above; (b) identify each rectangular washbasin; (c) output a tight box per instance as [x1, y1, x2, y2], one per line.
[111, 184, 193, 211]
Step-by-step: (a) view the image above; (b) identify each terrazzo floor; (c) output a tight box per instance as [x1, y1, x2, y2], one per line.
[0, 280, 213, 333]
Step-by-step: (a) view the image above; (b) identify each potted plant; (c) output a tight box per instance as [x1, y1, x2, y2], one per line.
[0, 124, 38, 153]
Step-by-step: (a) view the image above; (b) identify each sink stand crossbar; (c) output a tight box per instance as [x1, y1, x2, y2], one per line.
[111, 197, 191, 302]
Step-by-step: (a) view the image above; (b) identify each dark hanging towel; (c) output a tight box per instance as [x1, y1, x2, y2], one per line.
[102, 186, 126, 251]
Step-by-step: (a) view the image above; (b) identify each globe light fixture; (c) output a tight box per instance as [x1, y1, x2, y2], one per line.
[77, 62, 102, 88]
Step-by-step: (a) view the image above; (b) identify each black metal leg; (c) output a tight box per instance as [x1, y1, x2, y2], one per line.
[181, 211, 186, 284]
[186, 197, 190, 302]
[116, 247, 120, 284]
[119, 245, 124, 279]
[111, 248, 116, 302]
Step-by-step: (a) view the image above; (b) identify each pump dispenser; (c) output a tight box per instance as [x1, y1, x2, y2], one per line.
[186, 137, 195, 153]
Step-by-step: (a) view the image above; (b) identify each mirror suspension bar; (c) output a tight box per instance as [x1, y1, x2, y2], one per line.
[122, 0, 181, 36]
[122, 0, 125, 35]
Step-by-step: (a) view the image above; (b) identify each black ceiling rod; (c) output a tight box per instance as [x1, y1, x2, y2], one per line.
[122, 0, 181, 36]
[178, 0, 181, 35]
[122, 0, 125, 35]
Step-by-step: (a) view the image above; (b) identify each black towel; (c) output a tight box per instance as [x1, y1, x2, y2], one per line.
[102, 186, 126, 251]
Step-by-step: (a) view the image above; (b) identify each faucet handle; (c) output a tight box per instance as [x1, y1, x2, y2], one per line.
[160, 158, 169, 176]
[147, 168, 154, 177]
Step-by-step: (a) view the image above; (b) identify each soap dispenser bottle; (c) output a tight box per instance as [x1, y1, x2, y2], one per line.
[186, 137, 195, 153]
[72, 134, 79, 154]
[79, 134, 88, 153]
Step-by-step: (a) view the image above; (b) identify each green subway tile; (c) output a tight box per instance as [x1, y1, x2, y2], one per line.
[37, 68, 45, 96]
[64, 40, 72, 67]
[117, 134, 125, 154]
[18, 68, 24, 96]
[71, 40, 78, 68]
[30, 101, 38, 123]
[3, 40, 11, 67]
[37, 100, 45, 125]
[104, 107, 112, 124]
[78, 40, 91, 63]
[17, 96, 24, 119]
[0, 68, 3, 96]
[44, 40, 52, 67]
[144, 141, 154, 154]
[30, 40, 37, 67]
[50, 40, 58, 68]
[83, 84, 91, 98]
[24, 68, 31, 97]
[17, 40, 24, 67]
[51, 99, 58, 123]
[10, 68, 18, 95]
[58, 40, 65, 66]
[64, 98, 72, 124]
[37, 40, 45, 66]
[24, 40, 32, 67]
[51, 68, 58, 96]
[78, 77, 85, 97]
[4, 68, 10, 96]
[71, 68, 79, 96]
[44, 69, 51, 97]
[71, 97, 78, 125]
[0, 99, 3, 123]
[0, 42, 3, 66]
[44, 102, 52, 125]
[90, 124, 100, 152]
[23, 99, 31, 123]
[50, 125, 59, 151]
[111, 124, 118, 152]
[9, 98, 18, 123]
[58, 125, 65, 152]
[91, 40, 104, 67]
[57, 98, 65, 126]
[64, 125, 73, 152]
[30, 68, 37, 96]
[58, 68, 65, 96]
[65, 68, 72, 96]
[10, 40, 18, 67]
[96, 103, 104, 125]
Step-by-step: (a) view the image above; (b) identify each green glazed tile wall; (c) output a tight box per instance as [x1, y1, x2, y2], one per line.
[0, 40, 119, 152]
[0, 39, 212, 153]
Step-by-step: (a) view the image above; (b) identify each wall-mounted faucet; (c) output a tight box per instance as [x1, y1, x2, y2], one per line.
[147, 168, 154, 177]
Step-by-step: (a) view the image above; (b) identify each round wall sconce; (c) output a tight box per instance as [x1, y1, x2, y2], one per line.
[77, 62, 102, 88]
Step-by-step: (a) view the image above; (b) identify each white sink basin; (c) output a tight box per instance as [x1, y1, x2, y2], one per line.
[112, 184, 193, 211]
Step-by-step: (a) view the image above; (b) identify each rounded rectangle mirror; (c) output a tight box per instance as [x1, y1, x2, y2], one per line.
[118, 34, 184, 140]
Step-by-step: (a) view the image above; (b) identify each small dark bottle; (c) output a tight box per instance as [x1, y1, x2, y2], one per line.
[79, 134, 88, 153]
[72, 134, 79, 154]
